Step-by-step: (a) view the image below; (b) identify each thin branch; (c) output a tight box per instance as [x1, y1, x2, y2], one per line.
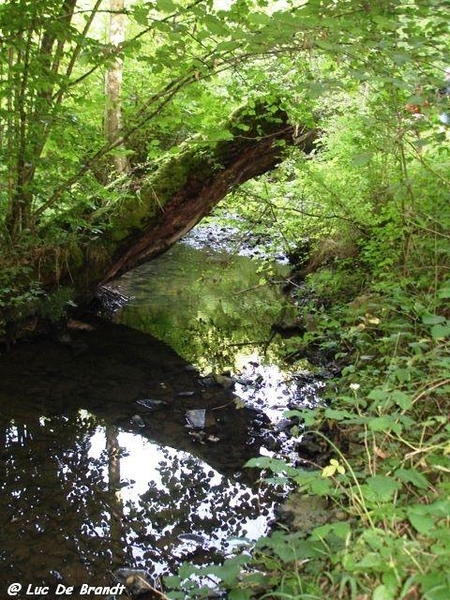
[412, 378, 450, 406]
[33, 73, 196, 218]
[57, 0, 104, 102]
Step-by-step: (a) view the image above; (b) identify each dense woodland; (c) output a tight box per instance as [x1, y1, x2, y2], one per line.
[1, 0, 450, 598]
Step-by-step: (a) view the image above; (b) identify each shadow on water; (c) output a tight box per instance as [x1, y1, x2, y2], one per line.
[0, 320, 276, 592]
[0, 234, 322, 595]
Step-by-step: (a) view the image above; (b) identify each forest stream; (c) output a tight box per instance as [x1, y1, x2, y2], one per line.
[0, 226, 324, 598]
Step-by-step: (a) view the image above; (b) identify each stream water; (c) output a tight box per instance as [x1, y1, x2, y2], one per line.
[0, 228, 322, 598]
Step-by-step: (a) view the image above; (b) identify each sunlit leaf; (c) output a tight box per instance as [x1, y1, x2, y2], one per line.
[373, 584, 396, 600]
[431, 324, 450, 340]
[395, 468, 429, 490]
[156, 0, 177, 12]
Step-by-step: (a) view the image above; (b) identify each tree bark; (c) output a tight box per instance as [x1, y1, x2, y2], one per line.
[104, 0, 129, 175]
[94, 105, 317, 285]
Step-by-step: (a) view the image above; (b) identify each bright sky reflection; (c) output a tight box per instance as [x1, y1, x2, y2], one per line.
[88, 424, 275, 573]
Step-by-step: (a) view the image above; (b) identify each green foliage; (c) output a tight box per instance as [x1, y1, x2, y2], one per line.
[37, 287, 77, 323]
[0, 0, 449, 596]
[159, 6, 450, 597]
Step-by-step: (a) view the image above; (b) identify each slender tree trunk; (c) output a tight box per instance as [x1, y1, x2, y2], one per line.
[3, 0, 78, 239]
[104, 0, 130, 175]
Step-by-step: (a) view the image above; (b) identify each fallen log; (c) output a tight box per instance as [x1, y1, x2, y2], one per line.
[96, 102, 317, 283]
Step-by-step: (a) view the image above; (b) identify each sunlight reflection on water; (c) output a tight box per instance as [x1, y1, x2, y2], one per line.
[88, 426, 275, 575]
[0, 230, 324, 590]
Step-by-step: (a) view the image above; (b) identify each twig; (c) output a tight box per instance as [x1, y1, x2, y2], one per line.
[225, 339, 268, 347]
[412, 378, 450, 406]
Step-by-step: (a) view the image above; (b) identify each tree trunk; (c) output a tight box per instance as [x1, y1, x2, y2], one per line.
[95, 106, 316, 285]
[104, 0, 129, 175]
[3, 102, 316, 339]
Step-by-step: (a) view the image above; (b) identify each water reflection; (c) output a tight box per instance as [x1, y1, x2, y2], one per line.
[0, 233, 321, 593]
[0, 321, 274, 592]
[0, 406, 276, 591]
[110, 242, 294, 374]
[90, 427, 273, 575]
[1, 410, 109, 588]
[110, 239, 322, 432]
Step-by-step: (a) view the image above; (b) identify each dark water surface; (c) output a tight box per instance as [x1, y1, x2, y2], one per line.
[0, 235, 320, 597]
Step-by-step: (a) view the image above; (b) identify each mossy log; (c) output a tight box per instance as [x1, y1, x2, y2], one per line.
[94, 102, 316, 284]
[2, 102, 317, 341]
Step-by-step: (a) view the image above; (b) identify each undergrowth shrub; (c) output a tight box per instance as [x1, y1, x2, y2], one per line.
[163, 274, 449, 600]
[164, 83, 450, 600]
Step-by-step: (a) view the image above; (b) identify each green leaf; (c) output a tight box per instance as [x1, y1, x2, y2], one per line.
[391, 390, 412, 410]
[373, 584, 396, 600]
[426, 499, 450, 516]
[422, 314, 446, 325]
[204, 16, 229, 36]
[395, 468, 429, 490]
[311, 521, 351, 540]
[207, 555, 249, 585]
[431, 323, 450, 339]
[284, 409, 317, 427]
[418, 572, 450, 600]
[437, 281, 450, 299]
[407, 510, 435, 534]
[247, 11, 271, 26]
[322, 463, 337, 478]
[368, 416, 402, 433]
[324, 408, 354, 420]
[216, 40, 239, 52]
[367, 387, 390, 402]
[132, 6, 149, 25]
[178, 563, 198, 579]
[366, 475, 400, 501]
[321, 458, 345, 478]
[355, 552, 384, 569]
[164, 575, 181, 588]
[165, 591, 185, 599]
[392, 368, 411, 384]
[156, 0, 176, 12]
[315, 39, 339, 51]
[310, 477, 333, 496]
[245, 457, 297, 476]
[261, 531, 323, 562]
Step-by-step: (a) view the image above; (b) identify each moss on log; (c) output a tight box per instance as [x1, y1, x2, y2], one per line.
[97, 102, 317, 282]
[1, 102, 317, 339]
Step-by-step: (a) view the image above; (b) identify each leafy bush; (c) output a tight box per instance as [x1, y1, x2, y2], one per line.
[164, 62, 450, 600]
